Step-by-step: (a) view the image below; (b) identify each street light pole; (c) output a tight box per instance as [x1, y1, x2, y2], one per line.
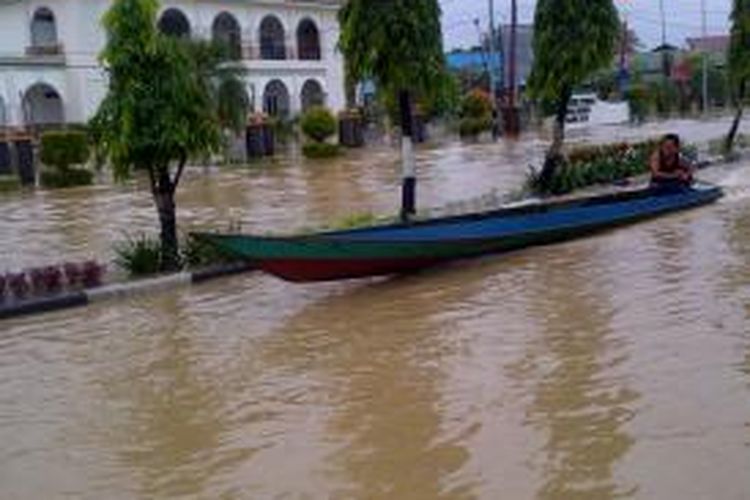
[701, 0, 709, 113]
[488, 0, 500, 139]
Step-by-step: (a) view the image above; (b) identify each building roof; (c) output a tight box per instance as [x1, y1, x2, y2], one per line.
[686, 35, 729, 53]
[446, 51, 490, 71]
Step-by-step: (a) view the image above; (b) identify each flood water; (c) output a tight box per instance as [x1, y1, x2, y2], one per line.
[2, 117, 750, 499]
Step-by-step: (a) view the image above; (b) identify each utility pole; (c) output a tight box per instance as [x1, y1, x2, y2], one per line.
[619, 18, 629, 96]
[659, 0, 669, 77]
[506, 0, 518, 135]
[488, 0, 500, 139]
[701, 0, 709, 113]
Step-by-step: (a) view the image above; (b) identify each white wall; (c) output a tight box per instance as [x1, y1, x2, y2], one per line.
[0, 0, 346, 127]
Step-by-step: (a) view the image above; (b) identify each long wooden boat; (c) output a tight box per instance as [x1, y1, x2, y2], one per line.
[196, 183, 723, 283]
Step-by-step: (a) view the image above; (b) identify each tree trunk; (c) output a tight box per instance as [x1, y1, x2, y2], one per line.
[152, 166, 180, 272]
[725, 80, 745, 156]
[399, 90, 416, 221]
[539, 87, 571, 188]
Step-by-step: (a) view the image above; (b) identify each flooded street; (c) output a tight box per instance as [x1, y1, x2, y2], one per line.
[2, 117, 750, 499]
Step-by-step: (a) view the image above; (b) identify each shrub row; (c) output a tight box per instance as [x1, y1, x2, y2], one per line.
[526, 139, 663, 195]
[0, 261, 105, 302]
[0, 175, 20, 193]
[40, 169, 94, 188]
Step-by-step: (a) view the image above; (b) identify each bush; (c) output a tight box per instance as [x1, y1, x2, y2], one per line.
[40, 131, 91, 170]
[40, 169, 94, 188]
[459, 117, 493, 139]
[0, 175, 20, 193]
[459, 89, 493, 138]
[114, 234, 163, 277]
[301, 106, 337, 143]
[302, 142, 340, 159]
[527, 139, 664, 195]
[461, 89, 493, 119]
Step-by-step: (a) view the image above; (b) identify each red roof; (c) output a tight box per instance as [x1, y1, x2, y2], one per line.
[686, 35, 729, 53]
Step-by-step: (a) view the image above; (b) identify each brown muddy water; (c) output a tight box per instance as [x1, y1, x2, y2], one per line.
[1, 117, 750, 499]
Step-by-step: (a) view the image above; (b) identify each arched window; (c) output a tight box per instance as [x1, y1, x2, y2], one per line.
[263, 80, 290, 118]
[158, 8, 191, 38]
[260, 16, 286, 60]
[212, 12, 241, 60]
[300, 79, 325, 111]
[297, 19, 321, 61]
[23, 83, 64, 126]
[30, 7, 58, 48]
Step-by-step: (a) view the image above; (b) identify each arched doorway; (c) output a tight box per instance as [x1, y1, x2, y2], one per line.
[297, 19, 321, 61]
[212, 12, 241, 60]
[30, 7, 58, 48]
[23, 83, 64, 126]
[259, 16, 286, 60]
[300, 79, 325, 112]
[263, 80, 290, 118]
[158, 8, 191, 38]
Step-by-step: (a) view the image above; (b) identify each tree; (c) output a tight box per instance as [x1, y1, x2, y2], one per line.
[339, 0, 448, 220]
[90, 0, 247, 270]
[528, 0, 620, 187]
[726, 0, 750, 154]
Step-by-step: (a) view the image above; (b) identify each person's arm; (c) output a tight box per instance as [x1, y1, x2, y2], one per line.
[679, 156, 696, 182]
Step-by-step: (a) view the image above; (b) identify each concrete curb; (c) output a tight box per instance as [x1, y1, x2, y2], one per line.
[0, 263, 254, 321]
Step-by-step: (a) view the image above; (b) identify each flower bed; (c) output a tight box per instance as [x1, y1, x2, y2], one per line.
[526, 139, 687, 195]
[0, 260, 106, 303]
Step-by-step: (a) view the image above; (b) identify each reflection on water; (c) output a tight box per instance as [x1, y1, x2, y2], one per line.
[2, 117, 750, 498]
[510, 246, 638, 500]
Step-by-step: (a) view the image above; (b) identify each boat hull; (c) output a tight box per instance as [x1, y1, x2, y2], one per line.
[196, 184, 723, 282]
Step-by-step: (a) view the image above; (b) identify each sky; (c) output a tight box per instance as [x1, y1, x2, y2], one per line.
[440, 0, 733, 50]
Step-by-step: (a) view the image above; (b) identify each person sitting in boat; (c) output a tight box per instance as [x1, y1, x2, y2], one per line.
[650, 134, 694, 189]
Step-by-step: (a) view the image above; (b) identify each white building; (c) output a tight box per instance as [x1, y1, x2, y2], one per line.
[0, 0, 346, 130]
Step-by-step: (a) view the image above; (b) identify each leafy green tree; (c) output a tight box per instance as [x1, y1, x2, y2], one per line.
[528, 0, 620, 186]
[91, 0, 247, 270]
[726, 0, 750, 154]
[339, 0, 448, 219]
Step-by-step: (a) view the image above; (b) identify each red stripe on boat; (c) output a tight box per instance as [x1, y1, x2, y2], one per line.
[259, 257, 445, 282]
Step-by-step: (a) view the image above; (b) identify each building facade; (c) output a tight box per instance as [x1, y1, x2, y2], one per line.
[0, 0, 346, 130]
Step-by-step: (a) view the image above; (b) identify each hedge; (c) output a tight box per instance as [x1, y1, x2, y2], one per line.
[526, 139, 665, 195]
[40, 169, 94, 188]
[302, 142, 340, 159]
[40, 131, 91, 170]
[301, 107, 337, 143]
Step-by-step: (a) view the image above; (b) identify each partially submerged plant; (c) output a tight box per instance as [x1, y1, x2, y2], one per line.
[114, 234, 163, 277]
